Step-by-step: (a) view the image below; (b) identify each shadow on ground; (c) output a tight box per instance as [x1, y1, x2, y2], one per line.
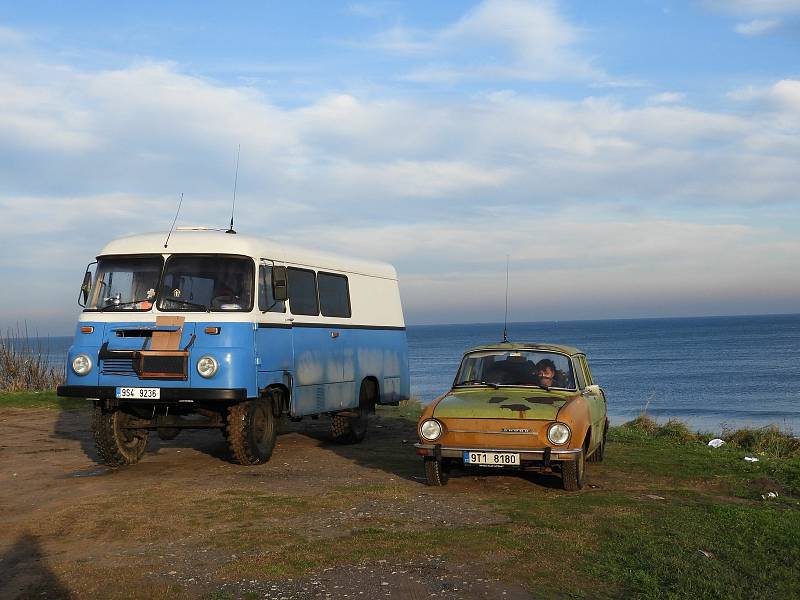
[0, 533, 73, 599]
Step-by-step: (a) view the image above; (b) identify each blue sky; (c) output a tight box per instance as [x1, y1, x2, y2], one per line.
[0, 0, 798, 333]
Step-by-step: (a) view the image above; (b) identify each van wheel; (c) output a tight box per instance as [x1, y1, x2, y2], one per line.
[331, 380, 374, 444]
[562, 450, 586, 491]
[92, 403, 149, 467]
[424, 457, 449, 486]
[227, 398, 277, 465]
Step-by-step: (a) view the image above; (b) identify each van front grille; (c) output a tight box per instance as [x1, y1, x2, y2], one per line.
[101, 358, 136, 375]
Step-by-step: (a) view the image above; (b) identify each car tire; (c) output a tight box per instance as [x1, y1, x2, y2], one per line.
[588, 421, 607, 463]
[92, 403, 149, 467]
[331, 380, 374, 444]
[227, 397, 278, 465]
[562, 450, 586, 491]
[424, 457, 449, 486]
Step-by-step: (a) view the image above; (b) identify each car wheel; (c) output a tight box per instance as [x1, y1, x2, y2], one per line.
[424, 457, 449, 486]
[562, 450, 586, 491]
[587, 422, 607, 463]
[227, 397, 278, 465]
[92, 402, 149, 467]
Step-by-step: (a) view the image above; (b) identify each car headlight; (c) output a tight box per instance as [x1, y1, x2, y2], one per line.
[420, 419, 443, 441]
[71, 354, 92, 376]
[547, 422, 571, 445]
[196, 355, 218, 378]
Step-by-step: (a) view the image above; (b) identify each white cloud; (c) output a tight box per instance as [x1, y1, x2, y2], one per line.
[706, 0, 800, 15]
[735, 17, 783, 34]
[647, 92, 686, 104]
[367, 0, 603, 83]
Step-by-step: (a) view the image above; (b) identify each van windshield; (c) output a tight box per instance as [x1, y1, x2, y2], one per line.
[86, 256, 163, 311]
[157, 255, 254, 312]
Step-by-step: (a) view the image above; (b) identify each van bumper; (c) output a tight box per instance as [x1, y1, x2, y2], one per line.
[56, 386, 248, 402]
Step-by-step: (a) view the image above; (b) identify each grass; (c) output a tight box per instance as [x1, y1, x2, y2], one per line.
[0, 327, 65, 391]
[0, 390, 86, 410]
[4, 395, 799, 599]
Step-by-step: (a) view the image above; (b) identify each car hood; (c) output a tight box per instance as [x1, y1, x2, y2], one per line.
[432, 387, 573, 420]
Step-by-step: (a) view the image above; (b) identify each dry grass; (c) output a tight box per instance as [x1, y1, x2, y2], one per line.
[0, 326, 65, 392]
[723, 425, 800, 459]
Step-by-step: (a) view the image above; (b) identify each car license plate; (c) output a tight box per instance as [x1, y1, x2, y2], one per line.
[116, 387, 160, 399]
[463, 451, 520, 466]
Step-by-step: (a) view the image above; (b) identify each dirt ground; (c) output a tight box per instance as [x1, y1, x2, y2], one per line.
[0, 407, 539, 600]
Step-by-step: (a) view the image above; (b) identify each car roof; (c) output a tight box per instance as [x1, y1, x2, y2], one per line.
[462, 341, 584, 356]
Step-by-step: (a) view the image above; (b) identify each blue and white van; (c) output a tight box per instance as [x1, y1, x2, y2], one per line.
[57, 228, 410, 466]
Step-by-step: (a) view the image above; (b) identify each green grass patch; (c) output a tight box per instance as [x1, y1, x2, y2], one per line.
[0, 390, 86, 410]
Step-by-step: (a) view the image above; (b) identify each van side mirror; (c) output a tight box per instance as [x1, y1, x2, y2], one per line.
[272, 266, 288, 302]
[78, 263, 95, 307]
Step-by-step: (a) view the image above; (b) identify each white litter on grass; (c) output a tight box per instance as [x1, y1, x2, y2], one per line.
[707, 438, 725, 448]
[762, 491, 779, 500]
[744, 456, 760, 462]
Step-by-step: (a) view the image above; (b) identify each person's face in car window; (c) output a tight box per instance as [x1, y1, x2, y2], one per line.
[536, 365, 555, 386]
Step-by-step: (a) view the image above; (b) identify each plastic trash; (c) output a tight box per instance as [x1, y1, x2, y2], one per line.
[744, 456, 759, 462]
[761, 491, 778, 500]
[708, 438, 725, 448]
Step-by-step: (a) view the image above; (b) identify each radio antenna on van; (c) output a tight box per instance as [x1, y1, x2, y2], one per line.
[163, 192, 184, 248]
[226, 144, 241, 234]
[503, 254, 510, 342]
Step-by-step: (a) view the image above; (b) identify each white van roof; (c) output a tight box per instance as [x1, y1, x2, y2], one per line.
[98, 230, 398, 279]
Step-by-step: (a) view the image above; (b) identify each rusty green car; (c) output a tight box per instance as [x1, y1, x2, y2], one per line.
[415, 342, 608, 490]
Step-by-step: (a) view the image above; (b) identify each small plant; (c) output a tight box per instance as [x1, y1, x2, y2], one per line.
[0, 325, 65, 392]
[655, 419, 699, 443]
[724, 425, 800, 459]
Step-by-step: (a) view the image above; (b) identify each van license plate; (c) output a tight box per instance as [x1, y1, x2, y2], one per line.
[116, 387, 160, 399]
[463, 451, 520, 466]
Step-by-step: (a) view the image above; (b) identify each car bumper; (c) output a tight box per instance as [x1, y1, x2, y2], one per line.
[56, 385, 248, 402]
[414, 443, 581, 463]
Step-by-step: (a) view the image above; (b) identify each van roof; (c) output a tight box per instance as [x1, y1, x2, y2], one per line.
[98, 230, 398, 279]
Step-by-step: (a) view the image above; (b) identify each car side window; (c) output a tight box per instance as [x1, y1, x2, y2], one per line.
[580, 356, 594, 385]
[318, 272, 351, 318]
[574, 357, 587, 389]
[287, 267, 319, 316]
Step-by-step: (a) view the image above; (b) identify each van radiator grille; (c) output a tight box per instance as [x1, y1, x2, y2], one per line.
[101, 358, 135, 375]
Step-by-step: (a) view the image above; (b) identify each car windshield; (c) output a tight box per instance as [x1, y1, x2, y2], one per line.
[454, 350, 576, 390]
[86, 256, 163, 311]
[157, 255, 254, 312]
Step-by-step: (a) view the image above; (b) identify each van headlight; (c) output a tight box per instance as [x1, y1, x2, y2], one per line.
[196, 355, 218, 378]
[547, 422, 571, 445]
[420, 419, 443, 441]
[71, 354, 92, 376]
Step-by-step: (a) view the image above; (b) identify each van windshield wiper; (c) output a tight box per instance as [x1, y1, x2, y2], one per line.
[160, 298, 209, 312]
[99, 299, 152, 311]
[457, 379, 500, 389]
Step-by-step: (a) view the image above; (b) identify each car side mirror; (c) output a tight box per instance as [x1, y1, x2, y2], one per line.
[272, 266, 288, 302]
[582, 384, 601, 397]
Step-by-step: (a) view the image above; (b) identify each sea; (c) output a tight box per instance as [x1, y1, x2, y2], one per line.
[14, 313, 800, 434]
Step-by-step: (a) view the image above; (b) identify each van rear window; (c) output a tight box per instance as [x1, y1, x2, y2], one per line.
[287, 268, 319, 316]
[318, 272, 351, 318]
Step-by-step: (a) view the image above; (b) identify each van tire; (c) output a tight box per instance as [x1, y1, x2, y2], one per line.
[424, 457, 449, 486]
[92, 403, 148, 467]
[331, 380, 374, 444]
[227, 398, 278, 465]
[562, 449, 586, 491]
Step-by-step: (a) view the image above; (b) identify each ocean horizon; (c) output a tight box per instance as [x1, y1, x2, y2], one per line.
[8, 312, 800, 434]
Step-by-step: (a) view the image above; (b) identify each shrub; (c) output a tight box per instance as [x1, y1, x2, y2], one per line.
[0, 328, 65, 392]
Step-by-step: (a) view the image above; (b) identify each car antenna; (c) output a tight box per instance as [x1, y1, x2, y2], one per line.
[226, 144, 240, 234]
[503, 254, 510, 342]
[163, 192, 184, 249]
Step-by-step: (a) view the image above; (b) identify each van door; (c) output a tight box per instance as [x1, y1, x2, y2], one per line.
[255, 262, 293, 399]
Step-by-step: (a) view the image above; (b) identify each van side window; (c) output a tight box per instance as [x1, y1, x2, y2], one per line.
[258, 265, 285, 313]
[287, 268, 319, 316]
[318, 272, 351, 318]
